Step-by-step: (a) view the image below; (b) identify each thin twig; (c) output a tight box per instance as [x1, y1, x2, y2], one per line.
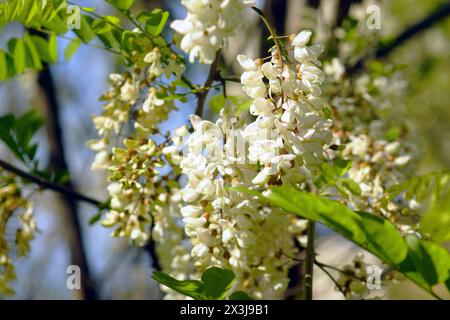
[304, 221, 315, 300]
[349, 2, 450, 73]
[195, 51, 221, 117]
[251, 6, 284, 60]
[315, 261, 347, 298]
[0, 159, 105, 207]
[315, 259, 366, 282]
[220, 76, 241, 83]
[36, 28, 122, 56]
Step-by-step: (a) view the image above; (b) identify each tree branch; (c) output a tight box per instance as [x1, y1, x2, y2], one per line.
[314, 260, 347, 298]
[335, 0, 359, 28]
[349, 2, 450, 73]
[258, 0, 288, 57]
[195, 52, 221, 117]
[0, 158, 104, 207]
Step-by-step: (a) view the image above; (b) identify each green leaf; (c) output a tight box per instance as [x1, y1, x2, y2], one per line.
[340, 178, 361, 195]
[23, 33, 42, 69]
[317, 158, 352, 186]
[247, 185, 450, 296]
[82, 7, 96, 13]
[0, 114, 20, 160]
[89, 212, 103, 225]
[103, 15, 121, 26]
[201, 267, 235, 300]
[48, 33, 58, 63]
[0, 110, 45, 166]
[92, 19, 113, 34]
[385, 126, 401, 142]
[259, 186, 408, 264]
[152, 267, 236, 300]
[15, 110, 45, 148]
[234, 99, 252, 116]
[164, 93, 188, 103]
[12, 38, 26, 73]
[64, 39, 80, 61]
[0, 50, 7, 81]
[140, 9, 169, 37]
[229, 291, 252, 300]
[31, 35, 53, 63]
[120, 30, 138, 52]
[405, 235, 450, 286]
[96, 32, 119, 49]
[107, 0, 134, 11]
[210, 94, 225, 113]
[42, 13, 68, 34]
[73, 15, 95, 43]
[210, 94, 252, 115]
[420, 196, 450, 243]
[24, 1, 39, 25]
[152, 271, 205, 300]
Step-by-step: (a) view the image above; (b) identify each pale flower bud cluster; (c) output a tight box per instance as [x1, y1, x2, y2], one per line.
[88, 46, 184, 244]
[323, 57, 417, 229]
[0, 171, 36, 297]
[335, 254, 386, 300]
[171, 0, 256, 64]
[100, 138, 165, 245]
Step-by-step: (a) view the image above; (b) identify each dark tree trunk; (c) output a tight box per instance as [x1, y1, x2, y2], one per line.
[36, 66, 98, 300]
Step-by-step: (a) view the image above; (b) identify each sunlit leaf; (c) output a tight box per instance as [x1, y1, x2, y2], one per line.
[152, 267, 236, 300]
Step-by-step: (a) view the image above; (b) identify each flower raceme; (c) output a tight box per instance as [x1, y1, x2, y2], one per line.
[171, 0, 256, 64]
[159, 30, 331, 298]
[87, 11, 414, 298]
[0, 170, 36, 297]
[88, 38, 185, 245]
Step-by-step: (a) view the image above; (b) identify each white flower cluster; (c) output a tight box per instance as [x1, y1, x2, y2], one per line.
[151, 190, 194, 300]
[170, 112, 298, 299]
[237, 30, 332, 185]
[171, 0, 255, 64]
[162, 30, 331, 298]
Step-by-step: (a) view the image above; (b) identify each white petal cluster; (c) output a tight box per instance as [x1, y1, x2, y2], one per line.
[176, 112, 298, 298]
[169, 30, 330, 298]
[171, 0, 255, 64]
[238, 31, 332, 186]
[151, 191, 195, 299]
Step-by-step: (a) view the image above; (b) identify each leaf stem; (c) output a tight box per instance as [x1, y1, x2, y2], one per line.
[304, 220, 315, 300]
[251, 7, 283, 57]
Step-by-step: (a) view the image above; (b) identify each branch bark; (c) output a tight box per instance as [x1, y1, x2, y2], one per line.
[36, 64, 98, 300]
[349, 2, 450, 74]
[195, 52, 221, 117]
[334, 0, 358, 28]
[0, 159, 103, 207]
